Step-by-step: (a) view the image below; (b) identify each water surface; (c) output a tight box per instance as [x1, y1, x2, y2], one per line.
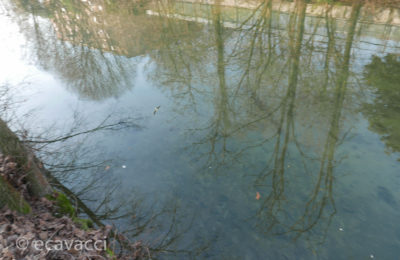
[1, 0, 400, 258]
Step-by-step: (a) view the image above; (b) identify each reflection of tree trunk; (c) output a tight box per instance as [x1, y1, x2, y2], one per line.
[14, 0, 133, 101]
[298, 1, 362, 233]
[211, 3, 230, 155]
[237, 0, 273, 96]
[256, 0, 307, 232]
[324, 1, 362, 188]
[324, 1, 361, 150]
[214, 4, 228, 117]
[275, 0, 307, 194]
[322, 6, 335, 94]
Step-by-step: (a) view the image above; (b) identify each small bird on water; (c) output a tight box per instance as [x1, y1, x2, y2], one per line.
[153, 106, 160, 115]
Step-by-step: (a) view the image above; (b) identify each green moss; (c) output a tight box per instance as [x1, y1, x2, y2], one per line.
[106, 247, 116, 259]
[47, 192, 76, 218]
[74, 218, 94, 230]
[47, 192, 96, 230]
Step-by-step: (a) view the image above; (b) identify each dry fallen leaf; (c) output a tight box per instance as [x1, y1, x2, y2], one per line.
[256, 192, 261, 200]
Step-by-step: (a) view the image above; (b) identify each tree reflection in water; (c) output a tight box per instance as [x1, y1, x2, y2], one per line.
[3, 0, 400, 257]
[9, 0, 138, 100]
[363, 54, 400, 161]
[146, 0, 373, 248]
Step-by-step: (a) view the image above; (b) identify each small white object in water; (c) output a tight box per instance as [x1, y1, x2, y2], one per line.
[153, 106, 161, 115]
[122, 165, 126, 169]
[370, 255, 374, 259]
[339, 227, 344, 231]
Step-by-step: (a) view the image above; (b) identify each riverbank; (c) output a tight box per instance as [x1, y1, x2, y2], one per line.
[0, 118, 150, 259]
[0, 154, 150, 259]
[0, 154, 108, 259]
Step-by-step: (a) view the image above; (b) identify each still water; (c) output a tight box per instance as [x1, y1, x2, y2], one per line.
[1, 0, 400, 258]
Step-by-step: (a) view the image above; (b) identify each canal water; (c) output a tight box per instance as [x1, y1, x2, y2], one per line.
[1, 0, 400, 258]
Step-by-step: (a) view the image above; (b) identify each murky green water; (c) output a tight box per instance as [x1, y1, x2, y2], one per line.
[1, 0, 400, 258]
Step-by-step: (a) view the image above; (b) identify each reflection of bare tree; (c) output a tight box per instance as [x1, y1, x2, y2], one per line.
[12, 0, 388, 254]
[43, 156, 207, 258]
[254, 1, 362, 242]
[232, 0, 275, 95]
[253, 0, 308, 235]
[1, 100, 207, 258]
[5, 0, 211, 256]
[11, 0, 136, 100]
[147, 0, 365, 245]
[146, 0, 209, 112]
[0, 83, 27, 123]
[292, 1, 362, 237]
[199, 2, 232, 167]
[321, 4, 337, 95]
[186, 2, 250, 169]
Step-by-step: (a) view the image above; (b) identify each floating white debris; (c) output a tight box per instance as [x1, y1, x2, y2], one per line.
[122, 165, 126, 169]
[339, 227, 344, 231]
[153, 106, 161, 115]
[370, 255, 374, 259]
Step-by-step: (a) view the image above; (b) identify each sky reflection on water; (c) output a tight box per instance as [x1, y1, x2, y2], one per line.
[1, 0, 400, 258]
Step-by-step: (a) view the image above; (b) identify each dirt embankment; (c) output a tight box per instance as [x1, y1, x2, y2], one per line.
[0, 154, 114, 259]
[0, 155, 149, 259]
